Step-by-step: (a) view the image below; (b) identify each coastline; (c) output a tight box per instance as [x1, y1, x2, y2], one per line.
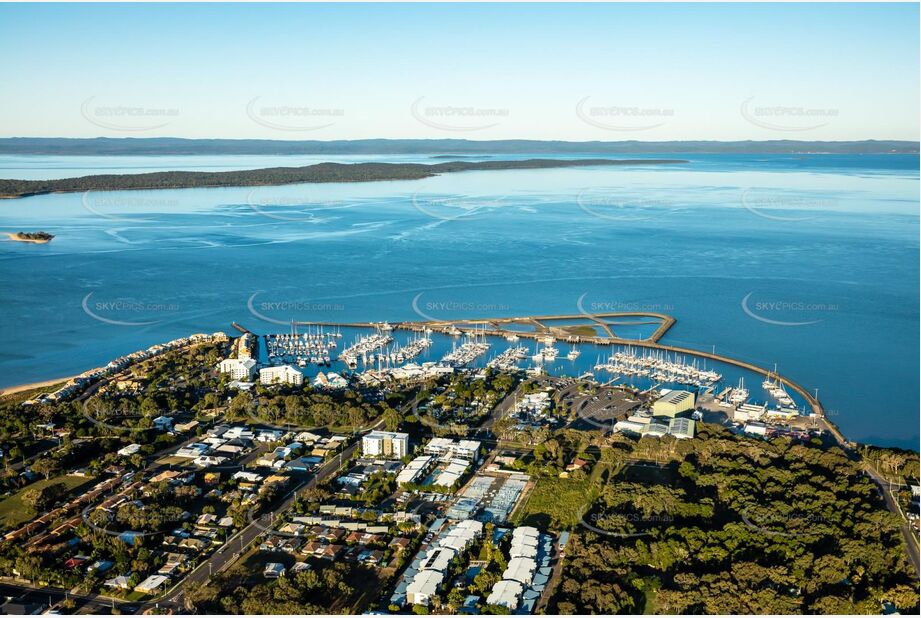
[0, 376, 75, 396]
[1, 317, 862, 451]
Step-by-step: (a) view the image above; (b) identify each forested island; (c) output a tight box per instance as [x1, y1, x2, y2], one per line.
[0, 158, 685, 199]
[5, 231, 54, 243]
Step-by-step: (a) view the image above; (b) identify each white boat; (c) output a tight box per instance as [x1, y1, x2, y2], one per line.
[729, 377, 749, 404]
[566, 346, 580, 360]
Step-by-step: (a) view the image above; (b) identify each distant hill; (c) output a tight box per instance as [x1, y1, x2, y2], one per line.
[0, 137, 916, 155]
[0, 158, 685, 198]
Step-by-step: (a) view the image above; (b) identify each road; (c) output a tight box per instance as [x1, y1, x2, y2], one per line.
[145, 405, 403, 613]
[863, 464, 920, 574]
[0, 580, 130, 614]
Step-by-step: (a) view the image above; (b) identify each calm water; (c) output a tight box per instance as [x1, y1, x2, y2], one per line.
[0, 153, 917, 448]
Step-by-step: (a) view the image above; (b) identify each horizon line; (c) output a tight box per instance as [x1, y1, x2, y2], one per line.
[2, 136, 919, 144]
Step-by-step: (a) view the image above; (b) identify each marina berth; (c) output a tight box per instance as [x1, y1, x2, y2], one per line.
[593, 346, 722, 388]
[440, 332, 491, 366]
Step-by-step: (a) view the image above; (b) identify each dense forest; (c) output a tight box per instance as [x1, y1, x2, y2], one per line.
[547, 425, 920, 614]
[0, 159, 684, 198]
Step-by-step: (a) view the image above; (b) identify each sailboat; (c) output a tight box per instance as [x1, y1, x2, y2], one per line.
[566, 345, 580, 360]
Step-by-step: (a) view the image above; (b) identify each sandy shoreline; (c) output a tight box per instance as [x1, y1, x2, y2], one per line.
[0, 376, 74, 397]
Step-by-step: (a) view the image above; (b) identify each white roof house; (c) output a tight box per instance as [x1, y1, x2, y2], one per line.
[193, 455, 227, 467]
[419, 547, 456, 573]
[134, 574, 170, 593]
[510, 538, 538, 560]
[263, 562, 286, 579]
[396, 455, 433, 485]
[486, 579, 523, 609]
[503, 557, 537, 585]
[510, 526, 540, 559]
[433, 470, 461, 488]
[117, 443, 142, 457]
[406, 569, 444, 605]
[514, 526, 539, 538]
[176, 443, 211, 459]
[439, 519, 483, 552]
[104, 574, 131, 590]
[233, 471, 263, 483]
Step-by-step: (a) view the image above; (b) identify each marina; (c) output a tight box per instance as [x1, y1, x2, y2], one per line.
[339, 332, 395, 368]
[244, 311, 827, 427]
[265, 325, 340, 367]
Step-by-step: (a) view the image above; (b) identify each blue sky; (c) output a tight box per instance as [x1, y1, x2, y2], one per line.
[0, 2, 917, 140]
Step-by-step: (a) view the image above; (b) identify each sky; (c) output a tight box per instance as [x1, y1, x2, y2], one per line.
[0, 2, 918, 141]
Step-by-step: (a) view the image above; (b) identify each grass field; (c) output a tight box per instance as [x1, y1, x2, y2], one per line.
[511, 474, 596, 530]
[0, 475, 95, 528]
[511, 462, 614, 530]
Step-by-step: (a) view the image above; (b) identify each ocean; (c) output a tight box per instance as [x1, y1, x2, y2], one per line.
[0, 152, 917, 448]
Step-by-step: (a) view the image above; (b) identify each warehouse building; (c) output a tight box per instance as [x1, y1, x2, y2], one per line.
[668, 417, 696, 439]
[642, 421, 670, 438]
[651, 389, 696, 417]
[614, 419, 647, 435]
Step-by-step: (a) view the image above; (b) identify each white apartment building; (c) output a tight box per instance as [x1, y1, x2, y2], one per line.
[362, 430, 409, 459]
[217, 358, 257, 380]
[259, 365, 304, 386]
[424, 437, 481, 461]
